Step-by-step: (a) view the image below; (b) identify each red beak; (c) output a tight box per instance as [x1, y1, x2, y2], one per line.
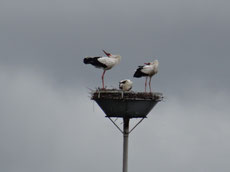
[144, 62, 150, 65]
[102, 50, 111, 57]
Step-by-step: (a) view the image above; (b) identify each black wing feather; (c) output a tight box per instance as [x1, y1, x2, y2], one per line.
[83, 57, 107, 68]
[133, 66, 149, 78]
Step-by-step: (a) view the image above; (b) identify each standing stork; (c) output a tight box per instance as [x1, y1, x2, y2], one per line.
[83, 50, 121, 89]
[133, 60, 159, 92]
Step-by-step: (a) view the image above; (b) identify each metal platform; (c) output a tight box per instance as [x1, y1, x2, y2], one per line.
[91, 89, 163, 118]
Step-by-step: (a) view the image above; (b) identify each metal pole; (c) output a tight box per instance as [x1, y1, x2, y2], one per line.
[123, 118, 129, 172]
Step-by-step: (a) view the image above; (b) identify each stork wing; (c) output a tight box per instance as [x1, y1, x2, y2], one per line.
[98, 57, 116, 69]
[141, 65, 153, 74]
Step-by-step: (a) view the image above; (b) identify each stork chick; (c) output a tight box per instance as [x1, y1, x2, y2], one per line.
[119, 79, 133, 91]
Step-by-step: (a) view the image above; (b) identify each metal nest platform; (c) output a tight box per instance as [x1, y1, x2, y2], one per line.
[91, 89, 163, 118]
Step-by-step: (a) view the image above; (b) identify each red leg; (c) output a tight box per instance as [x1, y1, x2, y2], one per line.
[101, 70, 106, 89]
[145, 77, 148, 92]
[149, 76, 152, 92]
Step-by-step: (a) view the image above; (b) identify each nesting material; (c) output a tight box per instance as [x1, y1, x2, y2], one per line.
[91, 88, 163, 101]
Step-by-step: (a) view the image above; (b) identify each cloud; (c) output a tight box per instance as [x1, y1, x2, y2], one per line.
[0, 65, 229, 172]
[0, 0, 230, 171]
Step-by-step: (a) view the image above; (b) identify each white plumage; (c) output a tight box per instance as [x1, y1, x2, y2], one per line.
[83, 50, 121, 89]
[133, 60, 159, 92]
[119, 79, 133, 91]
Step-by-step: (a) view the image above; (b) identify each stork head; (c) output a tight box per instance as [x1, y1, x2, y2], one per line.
[102, 50, 111, 57]
[112, 55, 121, 64]
[154, 59, 159, 65]
[145, 59, 159, 65]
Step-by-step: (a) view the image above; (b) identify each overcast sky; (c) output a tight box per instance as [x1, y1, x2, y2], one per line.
[1, 0, 230, 172]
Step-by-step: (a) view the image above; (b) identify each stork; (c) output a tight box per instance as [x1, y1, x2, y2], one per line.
[83, 50, 121, 89]
[133, 60, 159, 92]
[119, 79, 133, 91]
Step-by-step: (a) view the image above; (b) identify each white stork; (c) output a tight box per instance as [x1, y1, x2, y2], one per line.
[83, 50, 121, 89]
[119, 79, 133, 91]
[133, 60, 159, 92]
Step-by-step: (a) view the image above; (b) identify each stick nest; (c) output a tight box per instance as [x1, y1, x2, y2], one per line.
[91, 88, 163, 101]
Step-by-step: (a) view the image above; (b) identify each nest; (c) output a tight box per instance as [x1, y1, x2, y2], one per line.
[91, 88, 163, 101]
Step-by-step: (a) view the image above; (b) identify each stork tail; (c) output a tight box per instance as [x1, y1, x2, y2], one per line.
[134, 68, 144, 78]
[83, 57, 93, 64]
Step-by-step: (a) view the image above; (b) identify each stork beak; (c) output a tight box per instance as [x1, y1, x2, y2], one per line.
[144, 62, 150, 65]
[102, 50, 111, 57]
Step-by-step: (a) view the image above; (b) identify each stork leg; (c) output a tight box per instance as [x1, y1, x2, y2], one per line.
[145, 77, 148, 92]
[101, 70, 106, 89]
[149, 76, 152, 92]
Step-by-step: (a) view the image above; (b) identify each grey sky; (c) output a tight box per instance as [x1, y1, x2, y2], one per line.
[0, 0, 230, 171]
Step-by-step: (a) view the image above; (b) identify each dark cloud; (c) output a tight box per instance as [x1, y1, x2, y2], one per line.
[0, 0, 230, 171]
